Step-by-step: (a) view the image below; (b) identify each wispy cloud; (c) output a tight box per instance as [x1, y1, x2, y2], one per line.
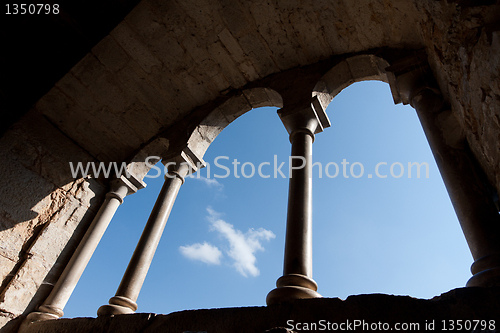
[191, 176, 224, 189]
[179, 242, 222, 265]
[207, 207, 275, 277]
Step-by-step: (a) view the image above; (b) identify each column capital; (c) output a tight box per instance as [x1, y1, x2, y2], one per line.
[162, 146, 205, 175]
[99, 150, 192, 316]
[395, 60, 500, 288]
[385, 54, 441, 107]
[106, 174, 144, 205]
[278, 96, 331, 139]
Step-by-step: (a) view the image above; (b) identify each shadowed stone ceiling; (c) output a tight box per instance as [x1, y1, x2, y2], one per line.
[3, 0, 425, 163]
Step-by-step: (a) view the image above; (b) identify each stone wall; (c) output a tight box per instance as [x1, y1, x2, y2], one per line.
[417, 1, 500, 196]
[0, 1, 499, 332]
[20, 287, 500, 333]
[0, 110, 105, 331]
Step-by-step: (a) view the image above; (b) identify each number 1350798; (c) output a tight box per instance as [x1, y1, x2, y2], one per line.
[5, 4, 59, 15]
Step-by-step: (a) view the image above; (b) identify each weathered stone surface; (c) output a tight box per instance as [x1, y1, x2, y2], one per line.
[1, 0, 500, 331]
[110, 21, 163, 74]
[14, 0, 426, 167]
[20, 288, 500, 333]
[0, 110, 106, 329]
[417, 1, 500, 195]
[92, 35, 131, 73]
[0, 257, 16, 287]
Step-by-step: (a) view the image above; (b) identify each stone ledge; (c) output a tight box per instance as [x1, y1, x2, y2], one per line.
[21, 287, 500, 333]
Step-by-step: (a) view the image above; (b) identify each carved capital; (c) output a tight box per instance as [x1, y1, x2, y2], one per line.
[278, 96, 331, 141]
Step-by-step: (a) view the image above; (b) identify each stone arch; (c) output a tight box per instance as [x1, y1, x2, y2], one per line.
[312, 54, 400, 114]
[126, 55, 397, 181]
[185, 87, 283, 161]
[122, 88, 283, 182]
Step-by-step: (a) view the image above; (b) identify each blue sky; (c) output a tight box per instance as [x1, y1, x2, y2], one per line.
[63, 81, 472, 318]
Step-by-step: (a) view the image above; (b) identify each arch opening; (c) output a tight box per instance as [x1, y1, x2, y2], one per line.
[63, 81, 471, 318]
[313, 80, 471, 299]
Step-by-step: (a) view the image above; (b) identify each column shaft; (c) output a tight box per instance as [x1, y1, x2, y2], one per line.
[283, 131, 313, 277]
[412, 88, 500, 287]
[98, 163, 190, 315]
[26, 176, 137, 322]
[267, 101, 329, 305]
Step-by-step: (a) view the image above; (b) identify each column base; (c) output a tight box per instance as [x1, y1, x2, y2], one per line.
[97, 296, 137, 316]
[466, 254, 500, 287]
[25, 305, 63, 322]
[266, 274, 321, 305]
[466, 267, 500, 287]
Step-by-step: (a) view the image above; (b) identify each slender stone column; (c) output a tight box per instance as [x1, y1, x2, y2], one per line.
[409, 87, 500, 287]
[97, 151, 201, 315]
[267, 101, 330, 305]
[26, 175, 142, 322]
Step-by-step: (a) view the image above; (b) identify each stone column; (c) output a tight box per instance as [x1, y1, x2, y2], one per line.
[97, 150, 202, 315]
[409, 87, 500, 287]
[266, 101, 330, 305]
[26, 175, 143, 322]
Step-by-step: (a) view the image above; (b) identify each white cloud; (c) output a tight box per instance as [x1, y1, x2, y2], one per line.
[207, 207, 275, 277]
[191, 176, 223, 189]
[179, 242, 222, 265]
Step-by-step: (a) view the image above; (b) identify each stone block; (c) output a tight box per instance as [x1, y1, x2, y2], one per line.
[79, 178, 105, 212]
[248, 1, 307, 69]
[87, 72, 135, 113]
[197, 110, 228, 143]
[207, 71, 231, 93]
[0, 315, 13, 329]
[207, 41, 247, 88]
[0, 220, 34, 263]
[0, 177, 103, 318]
[0, 155, 54, 223]
[286, 8, 329, 63]
[29, 217, 76, 264]
[89, 106, 144, 154]
[110, 20, 162, 74]
[70, 53, 107, 88]
[34, 88, 117, 163]
[177, 71, 216, 106]
[5, 110, 96, 187]
[187, 132, 212, 160]
[124, 0, 164, 41]
[121, 101, 163, 142]
[146, 34, 185, 73]
[313, 1, 350, 54]
[92, 35, 131, 72]
[220, 0, 253, 38]
[115, 61, 174, 125]
[18, 288, 500, 333]
[321, 60, 354, 99]
[347, 55, 385, 83]
[0, 258, 51, 316]
[264, 88, 283, 108]
[218, 93, 252, 123]
[55, 72, 100, 111]
[243, 88, 272, 109]
[156, 74, 198, 120]
[237, 59, 260, 82]
[127, 142, 167, 182]
[0, 255, 16, 283]
[218, 28, 246, 64]
[178, 37, 228, 95]
[236, 33, 276, 79]
[342, 1, 386, 50]
[219, 29, 266, 81]
[175, 0, 223, 43]
[181, 35, 212, 67]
